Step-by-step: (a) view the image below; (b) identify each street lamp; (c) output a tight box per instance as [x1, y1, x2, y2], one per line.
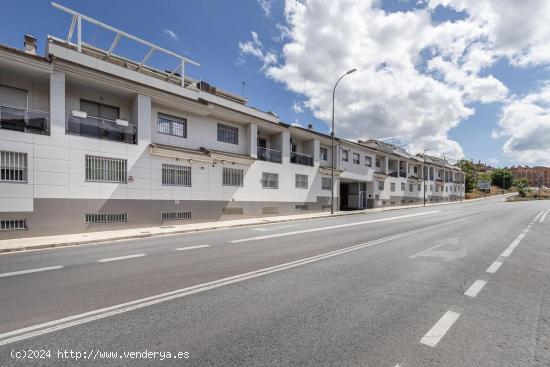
[422, 149, 430, 206]
[331, 68, 357, 214]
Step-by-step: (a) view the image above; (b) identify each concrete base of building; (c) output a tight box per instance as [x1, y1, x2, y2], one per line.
[0, 198, 335, 239]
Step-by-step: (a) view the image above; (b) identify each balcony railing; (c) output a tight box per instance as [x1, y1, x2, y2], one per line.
[0, 104, 50, 135]
[66, 114, 137, 144]
[399, 170, 407, 178]
[257, 147, 282, 163]
[290, 151, 313, 166]
[388, 170, 398, 178]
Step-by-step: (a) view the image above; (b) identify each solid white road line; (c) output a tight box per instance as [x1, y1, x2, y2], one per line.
[0, 217, 466, 346]
[539, 209, 549, 223]
[175, 245, 210, 251]
[500, 229, 529, 258]
[533, 211, 544, 222]
[486, 260, 503, 274]
[230, 210, 441, 243]
[420, 310, 461, 347]
[96, 253, 146, 263]
[464, 279, 487, 298]
[252, 225, 297, 232]
[0, 265, 63, 278]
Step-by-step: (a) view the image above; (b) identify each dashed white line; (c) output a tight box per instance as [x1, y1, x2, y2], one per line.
[464, 279, 487, 298]
[540, 209, 549, 223]
[486, 260, 503, 274]
[230, 211, 441, 243]
[175, 245, 210, 251]
[420, 310, 461, 347]
[0, 265, 64, 278]
[96, 253, 146, 263]
[500, 229, 528, 258]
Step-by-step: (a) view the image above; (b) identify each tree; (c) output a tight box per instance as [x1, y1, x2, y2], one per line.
[513, 178, 529, 197]
[457, 159, 477, 192]
[491, 168, 513, 190]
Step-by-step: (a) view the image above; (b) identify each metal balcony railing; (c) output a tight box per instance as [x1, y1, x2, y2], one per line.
[257, 147, 282, 163]
[290, 151, 313, 166]
[399, 170, 407, 178]
[66, 114, 137, 144]
[0, 104, 50, 135]
[388, 170, 398, 178]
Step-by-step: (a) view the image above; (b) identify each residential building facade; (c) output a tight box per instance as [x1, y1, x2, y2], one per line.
[510, 166, 550, 188]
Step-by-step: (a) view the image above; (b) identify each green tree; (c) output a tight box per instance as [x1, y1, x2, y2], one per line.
[457, 159, 477, 192]
[491, 168, 513, 189]
[513, 178, 529, 197]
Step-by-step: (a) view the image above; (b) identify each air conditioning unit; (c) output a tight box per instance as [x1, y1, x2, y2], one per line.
[72, 110, 87, 119]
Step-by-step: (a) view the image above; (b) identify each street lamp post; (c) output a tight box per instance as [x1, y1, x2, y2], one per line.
[422, 149, 430, 206]
[331, 68, 357, 215]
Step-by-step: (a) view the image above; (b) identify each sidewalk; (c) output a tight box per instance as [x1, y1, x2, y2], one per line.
[0, 194, 512, 253]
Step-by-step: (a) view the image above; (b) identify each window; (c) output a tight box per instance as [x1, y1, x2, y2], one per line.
[322, 177, 331, 190]
[430, 185, 433, 191]
[391, 183, 396, 191]
[162, 164, 191, 186]
[80, 99, 119, 120]
[376, 157, 381, 168]
[342, 149, 349, 162]
[162, 211, 192, 220]
[158, 113, 187, 138]
[217, 123, 238, 144]
[223, 167, 243, 186]
[401, 183, 405, 191]
[85, 155, 127, 183]
[352, 153, 360, 165]
[295, 204, 308, 210]
[295, 174, 308, 189]
[418, 184, 421, 191]
[262, 172, 278, 189]
[365, 156, 372, 167]
[1, 151, 27, 182]
[320, 147, 328, 161]
[378, 181, 384, 190]
[414, 166, 418, 174]
[409, 184, 413, 192]
[0, 219, 27, 231]
[85, 213, 127, 223]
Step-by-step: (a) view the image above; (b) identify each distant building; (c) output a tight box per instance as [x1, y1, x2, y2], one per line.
[472, 160, 494, 174]
[509, 166, 550, 187]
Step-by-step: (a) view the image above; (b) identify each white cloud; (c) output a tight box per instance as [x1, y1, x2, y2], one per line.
[257, 0, 273, 17]
[497, 84, 550, 165]
[292, 101, 304, 113]
[238, 31, 277, 70]
[162, 29, 179, 41]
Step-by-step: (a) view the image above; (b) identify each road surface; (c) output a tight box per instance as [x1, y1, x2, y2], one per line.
[0, 197, 549, 366]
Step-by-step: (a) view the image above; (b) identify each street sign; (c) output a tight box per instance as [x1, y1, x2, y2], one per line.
[477, 180, 491, 190]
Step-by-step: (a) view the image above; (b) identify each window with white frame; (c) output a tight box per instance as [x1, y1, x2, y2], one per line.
[378, 181, 384, 190]
[322, 177, 331, 190]
[85, 155, 127, 183]
[0, 151, 27, 182]
[162, 164, 191, 186]
[157, 113, 187, 138]
[391, 182, 396, 191]
[262, 172, 278, 189]
[217, 123, 238, 144]
[352, 152, 360, 165]
[342, 149, 349, 162]
[295, 174, 308, 189]
[376, 157, 381, 168]
[223, 167, 243, 186]
[365, 156, 372, 167]
[401, 182, 405, 191]
[320, 147, 328, 161]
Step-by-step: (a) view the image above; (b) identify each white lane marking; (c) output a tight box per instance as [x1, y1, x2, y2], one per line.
[500, 229, 529, 258]
[96, 253, 145, 263]
[464, 279, 487, 298]
[175, 245, 210, 251]
[540, 209, 549, 223]
[230, 211, 441, 243]
[420, 310, 461, 347]
[0, 217, 467, 346]
[486, 261, 503, 274]
[0, 266, 63, 278]
[252, 224, 297, 232]
[533, 211, 544, 222]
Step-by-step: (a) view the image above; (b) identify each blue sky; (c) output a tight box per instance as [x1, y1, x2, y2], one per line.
[2, 0, 550, 167]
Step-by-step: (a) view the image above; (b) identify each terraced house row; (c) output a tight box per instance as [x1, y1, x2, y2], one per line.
[0, 6, 464, 238]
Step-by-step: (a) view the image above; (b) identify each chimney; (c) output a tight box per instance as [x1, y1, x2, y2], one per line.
[24, 35, 37, 55]
[307, 123, 314, 130]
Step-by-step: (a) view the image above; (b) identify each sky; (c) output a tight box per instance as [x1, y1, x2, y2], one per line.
[2, 0, 550, 167]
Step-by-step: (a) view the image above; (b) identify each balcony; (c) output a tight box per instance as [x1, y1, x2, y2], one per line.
[0, 104, 49, 135]
[388, 170, 398, 178]
[399, 170, 407, 178]
[290, 151, 313, 166]
[257, 147, 282, 163]
[66, 114, 137, 144]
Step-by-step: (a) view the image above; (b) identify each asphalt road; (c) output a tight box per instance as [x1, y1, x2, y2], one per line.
[0, 197, 549, 366]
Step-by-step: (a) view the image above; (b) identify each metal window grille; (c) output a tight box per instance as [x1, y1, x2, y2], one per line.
[320, 148, 328, 161]
[295, 204, 308, 210]
[409, 184, 413, 191]
[342, 150, 348, 162]
[0, 219, 27, 230]
[162, 211, 192, 220]
[365, 156, 372, 167]
[391, 183, 396, 191]
[262, 172, 278, 189]
[378, 181, 384, 190]
[217, 123, 238, 144]
[85, 155, 127, 183]
[223, 167, 243, 186]
[353, 153, 360, 164]
[0, 151, 28, 182]
[322, 177, 331, 190]
[85, 213, 127, 223]
[158, 113, 187, 137]
[295, 174, 308, 189]
[401, 183, 405, 191]
[162, 164, 191, 186]
[376, 158, 381, 168]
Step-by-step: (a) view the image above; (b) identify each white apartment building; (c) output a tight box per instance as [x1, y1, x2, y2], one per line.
[0, 6, 464, 239]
